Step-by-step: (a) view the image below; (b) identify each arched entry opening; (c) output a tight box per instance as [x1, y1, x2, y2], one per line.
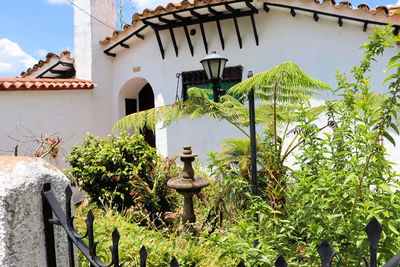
[118, 78, 156, 147]
[137, 83, 155, 147]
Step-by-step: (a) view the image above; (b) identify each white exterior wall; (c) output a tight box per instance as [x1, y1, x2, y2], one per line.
[105, 6, 399, 161]
[74, 0, 116, 137]
[0, 0, 116, 168]
[1, 2, 399, 168]
[0, 90, 95, 167]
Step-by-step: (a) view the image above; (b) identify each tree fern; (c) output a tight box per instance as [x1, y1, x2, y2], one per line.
[113, 62, 330, 211]
[228, 61, 330, 96]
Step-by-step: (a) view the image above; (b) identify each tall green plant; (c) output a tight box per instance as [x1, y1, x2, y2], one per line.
[287, 25, 400, 266]
[113, 62, 330, 211]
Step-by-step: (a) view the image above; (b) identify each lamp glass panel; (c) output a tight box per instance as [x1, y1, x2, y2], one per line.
[208, 59, 221, 80]
[219, 59, 228, 78]
[202, 61, 211, 80]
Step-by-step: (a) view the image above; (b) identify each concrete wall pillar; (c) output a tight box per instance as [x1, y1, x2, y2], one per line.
[0, 156, 71, 266]
[74, 0, 116, 80]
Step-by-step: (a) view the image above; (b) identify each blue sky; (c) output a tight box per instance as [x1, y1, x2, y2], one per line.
[0, 0, 398, 78]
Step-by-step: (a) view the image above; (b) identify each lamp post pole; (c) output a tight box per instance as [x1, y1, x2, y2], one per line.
[212, 82, 220, 103]
[201, 53, 258, 246]
[247, 74, 259, 249]
[200, 52, 258, 196]
[247, 71, 257, 196]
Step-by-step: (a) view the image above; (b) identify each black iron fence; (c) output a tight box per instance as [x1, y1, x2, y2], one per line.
[42, 184, 400, 266]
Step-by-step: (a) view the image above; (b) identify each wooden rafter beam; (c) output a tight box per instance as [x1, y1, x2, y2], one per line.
[199, 22, 208, 53]
[245, 0, 258, 13]
[233, 17, 242, 49]
[250, 14, 259, 46]
[183, 25, 194, 56]
[263, 2, 399, 31]
[169, 28, 179, 57]
[154, 29, 165, 59]
[216, 19, 225, 50]
[103, 25, 147, 57]
[120, 43, 129, 48]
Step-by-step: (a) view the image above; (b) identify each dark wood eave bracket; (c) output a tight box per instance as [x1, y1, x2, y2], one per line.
[37, 61, 76, 79]
[103, 0, 400, 59]
[104, 25, 147, 57]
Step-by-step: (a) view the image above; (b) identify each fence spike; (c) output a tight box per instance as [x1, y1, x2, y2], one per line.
[86, 210, 95, 258]
[109, 229, 120, 267]
[318, 239, 337, 267]
[91, 241, 99, 258]
[365, 217, 382, 267]
[65, 186, 73, 226]
[140, 246, 147, 267]
[65, 186, 75, 267]
[363, 255, 371, 267]
[275, 255, 288, 267]
[237, 259, 245, 267]
[170, 256, 179, 267]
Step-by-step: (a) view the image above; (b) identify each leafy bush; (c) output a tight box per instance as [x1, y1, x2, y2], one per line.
[285, 25, 400, 265]
[198, 26, 400, 265]
[66, 131, 179, 220]
[71, 26, 400, 267]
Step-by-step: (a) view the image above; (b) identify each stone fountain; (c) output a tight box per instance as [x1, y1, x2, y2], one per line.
[167, 146, 209, 228]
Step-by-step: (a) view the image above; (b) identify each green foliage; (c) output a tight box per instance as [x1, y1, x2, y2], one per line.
[113, 62, 330, 134]
[65, 131, 179, 220]
[286, 25, 400, 265]
[113, 62, 330, 212]
[229, 61, 330, 97]
[73, 26, 400, 267]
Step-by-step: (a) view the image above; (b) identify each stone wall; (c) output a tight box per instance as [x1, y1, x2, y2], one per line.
[0, 156, 72, 267]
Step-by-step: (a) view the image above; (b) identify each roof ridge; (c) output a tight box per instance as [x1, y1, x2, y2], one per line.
[20, 51, 74, 78]
[0, 78, 96, 91]
[100, 0, 400, 47]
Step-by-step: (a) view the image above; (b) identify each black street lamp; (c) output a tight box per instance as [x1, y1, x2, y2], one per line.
[247, 71, 257, 196]
[201, 52, 257, 196]
[200, 51, 228, 103]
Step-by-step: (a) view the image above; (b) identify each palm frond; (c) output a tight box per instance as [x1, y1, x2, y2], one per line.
[218, 137, 252, 172]
[113, 62, 330, 142]
[229, 61, 330, 98]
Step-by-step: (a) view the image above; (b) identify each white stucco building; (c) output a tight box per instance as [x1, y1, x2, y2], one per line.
[1, 0, 400, 166]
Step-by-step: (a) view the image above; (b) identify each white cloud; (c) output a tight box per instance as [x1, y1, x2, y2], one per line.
[0, 38, 37, 77]
[45, 0, 68, 4]
[35, 49, 48, 58]
[128, 0, 172, 11]
[0, 63, 13, 73]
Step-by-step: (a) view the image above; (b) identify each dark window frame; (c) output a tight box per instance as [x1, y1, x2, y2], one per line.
[181, 65, 243, 101]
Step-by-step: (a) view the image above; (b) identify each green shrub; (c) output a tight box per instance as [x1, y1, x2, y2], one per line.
[65, 131, 179, 220]
[282, 26, 400, 265]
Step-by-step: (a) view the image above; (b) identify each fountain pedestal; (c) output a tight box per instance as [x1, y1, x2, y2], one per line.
[167, 146, 209, 226]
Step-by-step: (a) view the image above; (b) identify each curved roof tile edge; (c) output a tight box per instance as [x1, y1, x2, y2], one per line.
[20, 51, 74, 78]
[100, 0, 400, 46]
[0, 78, 96, 91]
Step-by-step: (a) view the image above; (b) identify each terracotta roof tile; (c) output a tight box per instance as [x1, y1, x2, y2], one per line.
[20, 51, 74, 78]
[100, 0, 400, 46]
[389, 5, 400, 15]
[0, 78, 96, 91]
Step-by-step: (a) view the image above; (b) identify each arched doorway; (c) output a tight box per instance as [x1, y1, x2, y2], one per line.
[138, 83, 155, 147]
[119, 78, 156, 147]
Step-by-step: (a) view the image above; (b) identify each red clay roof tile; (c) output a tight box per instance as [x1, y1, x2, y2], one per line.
[100, 0, 400, 46]
[0, 78, 96, 91]
[20, 51, 74, 78]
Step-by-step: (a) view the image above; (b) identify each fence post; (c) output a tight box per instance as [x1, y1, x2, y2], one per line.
[42, 183, 57, 267]
[0, 156, 72, 266]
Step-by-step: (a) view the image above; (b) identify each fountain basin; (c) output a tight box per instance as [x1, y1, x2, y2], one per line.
[167, 176, 209, 191]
